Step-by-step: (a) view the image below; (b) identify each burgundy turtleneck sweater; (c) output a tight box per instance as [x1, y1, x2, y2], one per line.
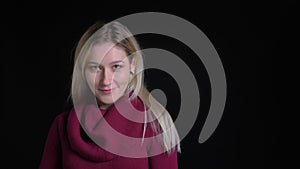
[39, 99, 178, 169]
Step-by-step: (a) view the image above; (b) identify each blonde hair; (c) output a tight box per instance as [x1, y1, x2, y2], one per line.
[71, 21, 180, 153]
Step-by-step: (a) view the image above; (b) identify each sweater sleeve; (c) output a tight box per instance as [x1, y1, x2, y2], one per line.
[146, 122, 178, 169]
[39, 116, 62, 169]
[148, 150, 178, 169]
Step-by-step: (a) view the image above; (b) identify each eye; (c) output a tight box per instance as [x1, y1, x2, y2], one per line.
[112, 64, 122, 70]
[89, 65, 101, 72]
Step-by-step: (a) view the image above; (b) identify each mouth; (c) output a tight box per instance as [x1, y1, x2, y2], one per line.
[98, 88, 114, 94]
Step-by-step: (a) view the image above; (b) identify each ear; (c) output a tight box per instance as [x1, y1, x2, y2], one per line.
[130, 55, 137, 74]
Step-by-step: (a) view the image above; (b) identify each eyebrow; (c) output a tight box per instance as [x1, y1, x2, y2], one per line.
[88, 60, 125, 65]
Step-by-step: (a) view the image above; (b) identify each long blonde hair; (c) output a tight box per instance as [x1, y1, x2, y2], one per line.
[71, 21, 180, 153]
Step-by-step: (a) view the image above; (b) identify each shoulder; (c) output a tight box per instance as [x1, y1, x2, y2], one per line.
[46, 110, 72, 139]
[55, 111, 69, 122]
[50, 110, 71, 129]
[145, 118, 162, 138]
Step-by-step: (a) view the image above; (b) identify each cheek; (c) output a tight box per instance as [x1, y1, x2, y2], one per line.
[114, 71, 130, 85]
[85, 71, 97, 90]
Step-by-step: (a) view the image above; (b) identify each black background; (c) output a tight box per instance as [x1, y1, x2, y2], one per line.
[2, 1, 286, 169]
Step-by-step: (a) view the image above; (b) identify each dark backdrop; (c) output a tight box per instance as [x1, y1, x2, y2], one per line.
[2, 1, 286, 169]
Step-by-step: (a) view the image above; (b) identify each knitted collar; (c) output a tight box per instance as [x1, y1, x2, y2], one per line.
[67, 94, 149, 161]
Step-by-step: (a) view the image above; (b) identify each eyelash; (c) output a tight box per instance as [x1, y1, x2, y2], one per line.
[89, 66, 101, 71]
[89, 65, 123, 72]
[112, 65, 122, 70]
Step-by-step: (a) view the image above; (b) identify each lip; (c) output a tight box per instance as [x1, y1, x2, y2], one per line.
[98, 88, 114, 94]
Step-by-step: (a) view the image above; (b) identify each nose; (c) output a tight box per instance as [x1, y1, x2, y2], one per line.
[100, 69, 113, 86]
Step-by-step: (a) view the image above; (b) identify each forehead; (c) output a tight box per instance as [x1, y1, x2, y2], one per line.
[88, 43, 128, 64]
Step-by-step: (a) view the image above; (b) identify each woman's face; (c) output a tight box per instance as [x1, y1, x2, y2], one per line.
[85, 43, 135, 109]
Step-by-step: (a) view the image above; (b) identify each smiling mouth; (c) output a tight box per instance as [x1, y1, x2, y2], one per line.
[98, 88, 114, 94]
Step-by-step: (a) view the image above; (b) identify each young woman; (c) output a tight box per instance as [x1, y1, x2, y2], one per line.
[39, 20, 180, 169]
